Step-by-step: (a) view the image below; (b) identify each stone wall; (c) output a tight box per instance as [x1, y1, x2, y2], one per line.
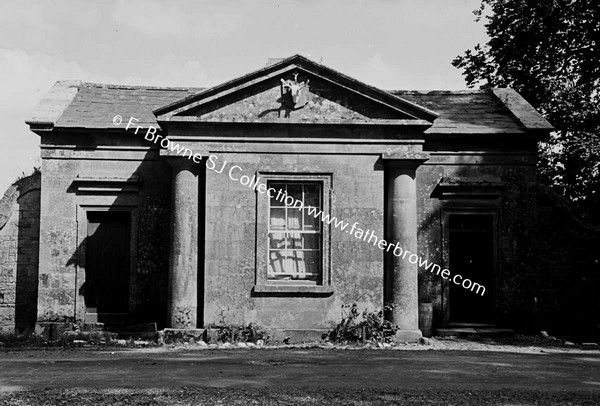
[203, 152, 385, 329]
[36, 124, 577, 334]
[37, 132, 171, 327]
[416, 151, 539, 329]
[0, 172, 41, 331]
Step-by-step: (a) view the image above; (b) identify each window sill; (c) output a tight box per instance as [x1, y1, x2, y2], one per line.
[253, 284, 334, 294]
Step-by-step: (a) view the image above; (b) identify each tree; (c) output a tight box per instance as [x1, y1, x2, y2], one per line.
[453, 0, 600, 223]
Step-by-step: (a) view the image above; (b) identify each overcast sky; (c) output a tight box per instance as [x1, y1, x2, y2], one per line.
[0, 0, 487, 193]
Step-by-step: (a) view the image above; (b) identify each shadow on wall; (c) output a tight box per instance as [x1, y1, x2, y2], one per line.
[408, 137, 540, 331]
[411, 137, 600, 337]
[58, 157, 175, 330]
[0, 171, 41, 332]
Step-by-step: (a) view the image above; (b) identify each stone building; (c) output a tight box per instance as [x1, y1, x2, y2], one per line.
[21, 55, 555, 340]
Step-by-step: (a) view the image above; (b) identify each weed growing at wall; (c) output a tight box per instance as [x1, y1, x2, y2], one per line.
[324, 303, 398, 344]
[0, 330, 44, 348]
[214, 323, 271, 344]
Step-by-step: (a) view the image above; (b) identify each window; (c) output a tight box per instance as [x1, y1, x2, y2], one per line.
[268, 182, 321, 283]
[254, 173, 332, 293]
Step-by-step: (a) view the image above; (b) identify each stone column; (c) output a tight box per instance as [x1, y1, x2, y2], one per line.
[384, 153, 428, 342]
[167, 159, 200, 329]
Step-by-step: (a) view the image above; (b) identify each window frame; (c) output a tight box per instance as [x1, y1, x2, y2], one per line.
[255, 173, 333, 294]
[267, 182, 322, 284]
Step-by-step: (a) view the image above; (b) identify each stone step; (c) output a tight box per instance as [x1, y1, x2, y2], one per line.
[447, 322, 495, 328]
[118, 323, 158, 339]
[435, 325, 514, 337]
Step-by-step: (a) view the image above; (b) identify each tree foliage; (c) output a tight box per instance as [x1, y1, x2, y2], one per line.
[453, 0, 600, 223]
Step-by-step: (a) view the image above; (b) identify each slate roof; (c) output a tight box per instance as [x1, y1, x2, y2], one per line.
[45, 81, 201, 129]
[27, 81, 553, 135]
[394, 91, 525, 134]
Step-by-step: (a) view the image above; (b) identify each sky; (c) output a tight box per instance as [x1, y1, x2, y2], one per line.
[0, 0, 487, 193]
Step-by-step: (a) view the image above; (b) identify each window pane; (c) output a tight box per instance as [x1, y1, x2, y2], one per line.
[303, 208, 319, 231]
[270, 184, 286, 206]
[303, 251, 320, 281]
[269, 232, 285, 249]
[287, 208, 302, 230]
[287, 250, 305, 276]
[304, 184, 320, 207]
[268, 250, 287, 275]
[303, 233, 319, 249]
[270, 208, 286, 230]
[287, 184, 302, 204]
[287, 232, 302, 249]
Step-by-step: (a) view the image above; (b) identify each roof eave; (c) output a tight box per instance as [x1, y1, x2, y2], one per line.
[25, 80, 82, 135]
[25, 121, 55, 135]
[157, 115, 433, 128]
[490, 88, 554, 134]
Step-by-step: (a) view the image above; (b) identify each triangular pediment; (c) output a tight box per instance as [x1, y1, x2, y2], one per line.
[154, 55, 438, 125]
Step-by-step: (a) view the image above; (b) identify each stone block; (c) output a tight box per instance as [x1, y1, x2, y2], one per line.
[394, 329, 422, 343]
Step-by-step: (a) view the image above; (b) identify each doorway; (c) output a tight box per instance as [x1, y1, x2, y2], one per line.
[85, 211, 131, 324]
[448, 213, 495, 323]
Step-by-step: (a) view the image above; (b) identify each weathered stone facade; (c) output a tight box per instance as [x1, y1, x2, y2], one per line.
[20, 55, 563, 339]
[0, 172, 40, 331]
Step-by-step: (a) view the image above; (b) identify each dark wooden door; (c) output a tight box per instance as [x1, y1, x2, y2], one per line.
[85, 211, 131, 323]
[448, 214, 495, 323]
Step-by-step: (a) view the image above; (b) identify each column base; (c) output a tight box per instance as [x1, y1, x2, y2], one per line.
[168, 305, 197, 330]
[394, 329, 422, 343]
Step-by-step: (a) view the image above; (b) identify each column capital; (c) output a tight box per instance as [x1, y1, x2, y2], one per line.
[167, 156, 204, 171]
[382, 150, 429, 169]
